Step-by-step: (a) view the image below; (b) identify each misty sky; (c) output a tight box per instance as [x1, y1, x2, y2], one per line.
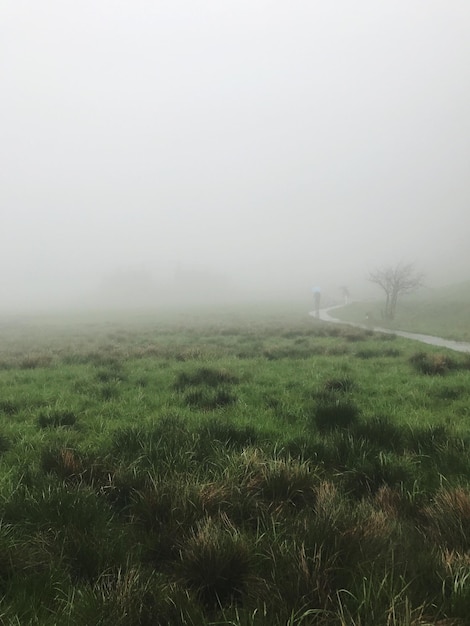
[1, 1, 469, 308]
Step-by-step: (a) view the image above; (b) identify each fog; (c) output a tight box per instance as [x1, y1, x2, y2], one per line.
[2, 1, 469, 312]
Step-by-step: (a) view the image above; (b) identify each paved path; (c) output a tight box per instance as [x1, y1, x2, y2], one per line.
[310, 306, 470, 354]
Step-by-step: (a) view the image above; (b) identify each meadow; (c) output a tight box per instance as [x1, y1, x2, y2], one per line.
[0, 305, 470, 624]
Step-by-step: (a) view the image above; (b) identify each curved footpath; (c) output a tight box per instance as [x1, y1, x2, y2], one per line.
[310, 305, 470, 354]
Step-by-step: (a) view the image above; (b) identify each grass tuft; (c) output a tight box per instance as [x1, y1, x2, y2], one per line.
[311, 393, 360, 432]
[245, 454, 318, 509]
[37, 411, 78, 429]
[197, 418, 258, 450]
[174, 367, 239, 390]
[353, 416, 405, 452]
[410, 351, 456, 375]
[183, 388, 237, 410]
[424, 487, 470, 551]
[177, 515, 255, 607]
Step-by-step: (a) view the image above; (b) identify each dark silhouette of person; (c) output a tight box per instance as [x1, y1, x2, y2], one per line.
[313, 288, 321, 318]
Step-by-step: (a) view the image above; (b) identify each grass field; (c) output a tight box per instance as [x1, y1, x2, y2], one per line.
[332, 280, 470, 342]
[0, 305, 470, 624]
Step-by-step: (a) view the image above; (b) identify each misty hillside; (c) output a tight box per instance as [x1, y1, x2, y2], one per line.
[419, 279, 470, 303]
[334, 279, 470, 342]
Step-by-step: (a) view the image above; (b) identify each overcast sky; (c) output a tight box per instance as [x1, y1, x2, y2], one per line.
[1, 1, 469, 309]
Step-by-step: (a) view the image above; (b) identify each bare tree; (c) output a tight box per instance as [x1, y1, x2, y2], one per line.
[368, 262, 424, 320]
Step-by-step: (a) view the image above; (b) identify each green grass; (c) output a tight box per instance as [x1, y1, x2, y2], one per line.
[0, 307, 469, 623]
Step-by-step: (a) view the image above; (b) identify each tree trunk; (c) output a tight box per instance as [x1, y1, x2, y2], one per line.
[384, 292, 391, 319]
[389, 289, 399, 319]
